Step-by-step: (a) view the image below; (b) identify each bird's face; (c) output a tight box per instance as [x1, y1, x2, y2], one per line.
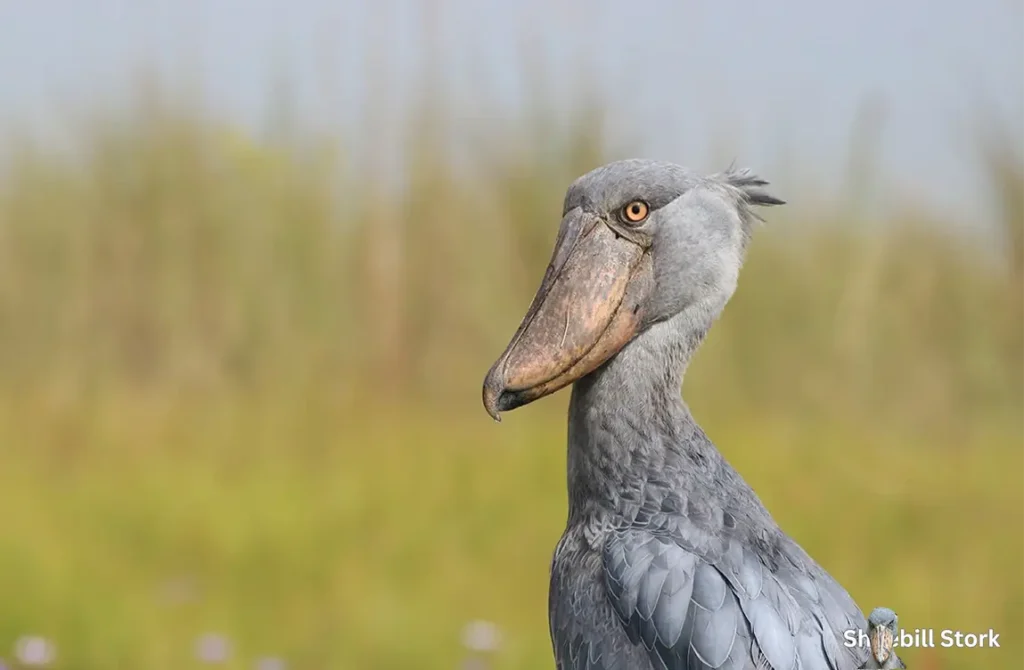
[482, 159, 754, 420]
[867, 608, 900, 664]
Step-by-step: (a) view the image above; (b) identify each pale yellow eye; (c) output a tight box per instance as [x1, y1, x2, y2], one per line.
[622, 200, 649, 223]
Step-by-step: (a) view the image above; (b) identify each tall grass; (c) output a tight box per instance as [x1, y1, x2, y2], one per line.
[0, 83, 1019, 669]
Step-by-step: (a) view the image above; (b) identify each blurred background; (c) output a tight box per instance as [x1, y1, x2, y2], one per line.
[0, 1, 1021, 669]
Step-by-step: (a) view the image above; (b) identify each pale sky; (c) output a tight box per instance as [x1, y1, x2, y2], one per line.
[1, 0, 1022, 230]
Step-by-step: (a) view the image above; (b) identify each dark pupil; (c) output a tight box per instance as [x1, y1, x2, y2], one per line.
[630, 205, 640, 216]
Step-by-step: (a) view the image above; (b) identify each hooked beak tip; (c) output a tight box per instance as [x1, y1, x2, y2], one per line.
[482, 368, 504, 422]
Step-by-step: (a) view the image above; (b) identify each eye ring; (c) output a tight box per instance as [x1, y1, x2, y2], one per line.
[621, 200, 649, 224]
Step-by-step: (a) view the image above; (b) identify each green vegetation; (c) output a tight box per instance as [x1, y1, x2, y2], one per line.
[0, 86, 1019, 669]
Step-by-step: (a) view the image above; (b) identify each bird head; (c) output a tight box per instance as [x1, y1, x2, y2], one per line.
[482, 159, 783, 420]
[867, 607, 900, 664]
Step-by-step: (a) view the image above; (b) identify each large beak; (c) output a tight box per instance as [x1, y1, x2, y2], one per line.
[869, 626, 894, 664]
[482, 208, 653, 421]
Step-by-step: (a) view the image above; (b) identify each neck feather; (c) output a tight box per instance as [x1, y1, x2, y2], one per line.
[565, 301, 722, 517]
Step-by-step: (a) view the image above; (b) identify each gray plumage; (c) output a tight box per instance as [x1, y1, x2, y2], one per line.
[485, 159, 900, 670]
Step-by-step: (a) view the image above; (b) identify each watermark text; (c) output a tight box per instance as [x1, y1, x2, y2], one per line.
[844, 628, 1000, 649]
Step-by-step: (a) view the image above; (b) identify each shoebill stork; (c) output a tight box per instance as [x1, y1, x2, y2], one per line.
[859, 608, 906, 669]
[482, 159, 894, 670]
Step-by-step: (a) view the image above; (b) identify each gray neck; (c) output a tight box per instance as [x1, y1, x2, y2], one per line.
[566, 303, 725, 519]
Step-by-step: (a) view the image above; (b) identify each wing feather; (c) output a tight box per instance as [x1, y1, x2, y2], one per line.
[603, 525, 860, 670]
